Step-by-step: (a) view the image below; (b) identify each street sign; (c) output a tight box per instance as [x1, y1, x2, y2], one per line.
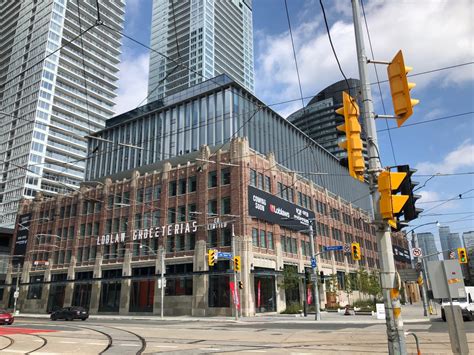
[398, 269, 418, 282]
[217, 252, 233, 260]
[13, 291, 19, 299]
[311, 257, 317, 268]
[158, 277, 167, 289]
[310, 274, 318, 282]
[323, 245, 343, 252]
[343, 243, 351, 253]
[412, 247, 422, 257]
[449, 251, 455, 259]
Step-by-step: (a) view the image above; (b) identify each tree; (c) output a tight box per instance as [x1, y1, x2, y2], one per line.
[278, 265, 301, 305]
[367, 271, 382, 302]
[344, 273, 355, 305]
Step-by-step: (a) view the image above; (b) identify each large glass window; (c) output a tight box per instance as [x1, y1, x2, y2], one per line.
[27, 275, 44, 299]
[99, 269, 122, 312]
[165, 264, 193, 296]
[209, 274, 230, 308]
[252, 228, 258, 246]
[208, 171, 217, 188]
[129, 267, 155, 313]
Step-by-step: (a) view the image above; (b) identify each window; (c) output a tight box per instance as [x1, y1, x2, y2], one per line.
[129, 267, 155, 312]
[27, 275, 44, 299]
[208, 171, 217, 187]
[136, 188, 144, 203]
[221, 197, 231, 215]
[99, 269, 122, 312]
[260, 230, 267, 248]
[250, 169, 257, 187]
[145, 187, 153, 202]
[169, 181, 177, 196]
[252, 228, 259, 247]
[264, 176, 271, 192]
[209, 274, 230, 307]
[178, 206, 186, 222]
[178, 179, 187, 194]
[188, 204, 196, 220]
[208, 200, 217, 215]
[258, 173, 264, 190]
[168, 208, 176, 223]
[153, 185, 161, 200]
[221, 168, 230, 185]
[208, 230, 218, 247]
[268, 232, 274, 250]
[188, 176, 197, 192]
[165, 264, 193, 296]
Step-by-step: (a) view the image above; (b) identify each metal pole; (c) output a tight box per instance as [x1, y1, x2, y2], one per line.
[232, 224, 238, 320]
[351, 1, 406, 353]
[13, 264, 20, 314]
[411, 232, 429, 316]
[309, 221, 321, 320]
[160, 248, 165, 319]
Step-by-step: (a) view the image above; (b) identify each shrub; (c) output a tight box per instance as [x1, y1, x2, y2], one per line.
[280, 302, 302, 314]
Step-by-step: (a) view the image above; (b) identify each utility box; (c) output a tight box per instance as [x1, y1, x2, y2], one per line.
[427, 260, 466, 299]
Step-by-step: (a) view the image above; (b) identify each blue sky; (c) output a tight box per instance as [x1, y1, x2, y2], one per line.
[115, 0, 474, 248]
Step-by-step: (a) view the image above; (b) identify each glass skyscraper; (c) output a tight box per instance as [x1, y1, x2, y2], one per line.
[147, 0, 254, 101]
[0, 0, 125, 227]
[416, 232, 439, 262]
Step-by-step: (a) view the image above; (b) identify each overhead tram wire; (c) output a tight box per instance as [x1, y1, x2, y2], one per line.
[137, 0, 183, 108]
[319, 0, 382, 167]
[377, 111, 473, 132]
[361, 0, 396, 166]
[420, 188, 474, 215]
[75, 0, 94, 135]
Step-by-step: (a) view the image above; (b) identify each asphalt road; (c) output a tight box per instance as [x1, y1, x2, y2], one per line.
[0, 317, 472, 354]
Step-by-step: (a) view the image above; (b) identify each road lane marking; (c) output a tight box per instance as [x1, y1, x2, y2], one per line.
[60, 341, 78, 344]
[154, 345, 178, 348]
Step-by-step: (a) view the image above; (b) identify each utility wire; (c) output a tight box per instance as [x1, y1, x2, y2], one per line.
[421, 188, 474, 214]
[377, 111, 473, 132]
[361, 0, 396, 166]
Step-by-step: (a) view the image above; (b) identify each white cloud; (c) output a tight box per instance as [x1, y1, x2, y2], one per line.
[255, 0, 473, 116]
[415, 139, 474, 175]
[113, 53, 150, 115]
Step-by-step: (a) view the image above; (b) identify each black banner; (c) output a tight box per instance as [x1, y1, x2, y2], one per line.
[248, 186, 315, 231]
[13, 213, 31, 266]
[393, 245, 411, 263]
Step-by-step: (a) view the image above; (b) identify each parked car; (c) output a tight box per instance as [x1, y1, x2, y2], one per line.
[0, 309, 14, 325]
[50, 307, 89, 321]
[441, 286, 474, 321]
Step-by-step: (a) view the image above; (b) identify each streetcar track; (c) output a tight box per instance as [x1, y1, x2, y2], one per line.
[74, 325, 113, 354]
[25, 333, 48, 354]
[0, 335, 14, 350]
[98, 324, 147, 354]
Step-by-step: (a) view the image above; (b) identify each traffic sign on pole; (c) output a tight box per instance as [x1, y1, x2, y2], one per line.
[323, 245, 344, 252]
[412, 248, 422, 257]
[311, 257, 317, 268]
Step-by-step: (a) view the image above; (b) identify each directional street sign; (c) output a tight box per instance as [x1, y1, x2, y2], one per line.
[323, 245, 344, 252]
[449, 251, 455, 260]
[217, 252, 233, 260]
[311, 257, 317, 268]
[412, 247, 422, 257]
[310, 274, 318, 282]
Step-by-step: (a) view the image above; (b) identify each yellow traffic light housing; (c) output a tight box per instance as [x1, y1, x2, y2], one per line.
[378, 170, 409, 226]
[351, 242, 361, 261]
[458, 247, 468, 264]
[387, 50, 419, 127]
[336, 91, 365, 182]
[233, 256, 241, 272]
[208, 249, 217, 266]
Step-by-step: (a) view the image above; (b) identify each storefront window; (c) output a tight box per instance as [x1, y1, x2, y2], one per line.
[129, 267, 155, 312]
[99, 269, 122, 312]
[72, 271, 93, 310]
[165, 264, 193, 296]
[254, 273, 276, 313]
[47, 274, 67, 313]
[209, 275, 230, 308]
[27, 275, 44, 299]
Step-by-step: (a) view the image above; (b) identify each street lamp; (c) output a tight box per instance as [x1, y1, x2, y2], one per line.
[403, 221, 440, 317]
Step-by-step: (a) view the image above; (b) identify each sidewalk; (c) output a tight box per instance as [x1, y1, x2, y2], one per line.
[15, 303, 434, 324]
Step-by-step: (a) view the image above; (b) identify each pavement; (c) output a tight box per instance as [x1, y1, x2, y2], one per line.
[14, 303, 437, 324]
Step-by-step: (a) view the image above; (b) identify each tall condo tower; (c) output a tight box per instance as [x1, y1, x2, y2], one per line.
[147, 0, 254, 101]
[0, 0, 125, 227]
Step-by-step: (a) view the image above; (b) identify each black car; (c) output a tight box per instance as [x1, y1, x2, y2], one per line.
[50, 307, 89, 321]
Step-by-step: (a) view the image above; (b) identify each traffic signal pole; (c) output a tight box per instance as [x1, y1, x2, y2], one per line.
[351, 1, 407, 353]
[308, 221, 321, 320]
[411, 232, 429, 317]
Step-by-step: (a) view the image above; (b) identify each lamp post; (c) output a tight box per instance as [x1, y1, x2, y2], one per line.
[405, 221, 440, 317]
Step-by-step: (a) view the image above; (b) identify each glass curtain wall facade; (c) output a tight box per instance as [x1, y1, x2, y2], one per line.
[87, 75, 370, 212]
[148, 0, 254, 101]
[0, 0, 125, 228]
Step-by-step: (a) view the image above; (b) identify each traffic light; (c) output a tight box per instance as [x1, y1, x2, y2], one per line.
[351, 242, 361, 261]
[387, 50, 419, 127]
[458, 248, 468, 264]
[378, 170, 409, 227]
[397, 165, 422, 221]
[336, 91, 365, 182]
[238, 281, 243, 289]
[208, 249, 217, 266]
[233, 256, 241, 272]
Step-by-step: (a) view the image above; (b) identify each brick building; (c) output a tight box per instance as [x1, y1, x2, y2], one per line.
[4, 138, 408, 316]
